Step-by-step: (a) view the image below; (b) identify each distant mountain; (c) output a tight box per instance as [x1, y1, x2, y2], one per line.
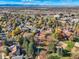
[0, 4, 56, 9]
[0, 4, 79, 8]
[0, 4, 28, 7]
[0, 4, 47, 7]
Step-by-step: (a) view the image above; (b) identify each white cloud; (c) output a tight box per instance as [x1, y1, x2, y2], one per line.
[22, 0, 32, 2]
[0, 1, 32, 5]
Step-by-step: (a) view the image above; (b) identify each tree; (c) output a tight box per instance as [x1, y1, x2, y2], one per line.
[18, 36, 24, 46]
[22, 37, 29, 54]
[0, 25, 2, 33]
[27, 39, 34, 57]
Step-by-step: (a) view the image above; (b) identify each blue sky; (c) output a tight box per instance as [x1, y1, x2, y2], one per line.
[0, 0, 79, 6]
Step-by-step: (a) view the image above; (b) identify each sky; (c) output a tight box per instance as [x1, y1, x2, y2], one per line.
[0, 0, 79, 6]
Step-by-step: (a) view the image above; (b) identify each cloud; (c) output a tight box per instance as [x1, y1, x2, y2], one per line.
[0, 0, 32, 4]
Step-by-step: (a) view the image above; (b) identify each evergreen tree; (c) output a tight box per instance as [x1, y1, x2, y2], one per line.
[28, 39, 34, 57]
[0, 25, 2, 33]
[22, 37, 29, 54]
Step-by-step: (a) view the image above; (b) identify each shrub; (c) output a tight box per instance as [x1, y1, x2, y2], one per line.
[65, 41, 74, 51]
[74, 36, 79, 42]
[48, 53, 61, 59]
